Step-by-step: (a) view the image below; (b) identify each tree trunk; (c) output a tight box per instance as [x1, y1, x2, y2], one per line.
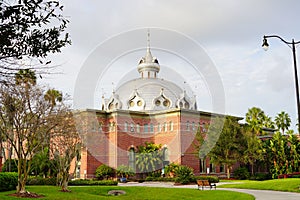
[251, 163, 254, 176]
[226, 165, 230, 179]
[61, 172, 69, 192]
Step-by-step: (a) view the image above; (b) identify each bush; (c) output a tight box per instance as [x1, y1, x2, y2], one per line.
[116, 165, 135, 178]
[95, 164, 115, 180]
[145, 176, 176, 182]
[174, 165, 194, 184]
[165, 163, 180, 177]
[234, 167, 250, 180]
[1, 159, 18, 172]
[0, 172, 18, 192]
[250, 173, 272, 181]
[193, 176, 219, 183]
[26, 177, 56, 185]
[68, 179, 118, 186]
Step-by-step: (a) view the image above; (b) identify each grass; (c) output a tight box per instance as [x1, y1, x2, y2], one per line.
[0, 186, 254, 200]
[219, 178, 300, 193]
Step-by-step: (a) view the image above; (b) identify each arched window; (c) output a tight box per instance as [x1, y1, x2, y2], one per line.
[164, 122, 167, 132]
[186, 121, 190, 131]
[130, 123, 135, 132]
[162, 147, 170, 166]
[144, 124, 148, 133]
[136, 124, 140, 133]
[124, 122, 128, 132]
[150, 123, 154, 133]
[158, 123, 161, 132]
[129, 148, 135, 171]
[169, 121, 173, 131]
[192, 122, 195, 131]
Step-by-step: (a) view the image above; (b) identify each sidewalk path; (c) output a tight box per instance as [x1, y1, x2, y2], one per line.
[119, 182, 300, 200]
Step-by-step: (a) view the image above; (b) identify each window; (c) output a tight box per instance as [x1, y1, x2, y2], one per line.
[164, 122, 167, 132]
[130, 123, 134, 132]
[186, 121, 190, 131]
[150, 123, 154, 133]
[162, 147, 170, 166]
[220, 165, 225, 173]
[200, 158, 206, 173]
[192, 122, 195, 131]
[124, 122, 128, 132]
[169, 121, 173, 131]
[136, 124, 140, 133]
[210, 163, 216, 173]
[129, 148, 136, 171]
[158, 123, 162, 132]
[144, 124, 148, 133]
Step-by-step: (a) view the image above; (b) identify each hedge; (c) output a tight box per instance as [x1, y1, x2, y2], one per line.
[26, 177, 56, 185]
[0, 172, 18, 192]
[193, 175, 219, 183]
[68, 179, 118, 186]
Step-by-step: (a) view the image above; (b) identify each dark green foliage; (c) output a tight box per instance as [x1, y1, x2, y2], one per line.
[95, 164, 115, 180]
[68, 179, 118, 186]
[26, 177, 56, 185]
[145, 176, 176, 182]
[234, 167, 250, 180]
[249, 173, 272, 181]
[1, 159, 18, 172]
[0, 0, 71, 77]
[174, 165, 194, 184]
[193, 176, 219, 183]
[0, 172, 18, 191]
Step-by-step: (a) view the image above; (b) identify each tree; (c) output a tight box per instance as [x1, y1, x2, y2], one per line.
[209, 116, 243, 178]
[95, 164, 115, 180]
[245, 107, 267, 135]
[275, 111, 291, 134]
[0, 0, 71, 78]
[241, 126, 264, 175]
[0, 79, 69, 194]
[50, 111, 81, 192]
[136, 142, 163, 176]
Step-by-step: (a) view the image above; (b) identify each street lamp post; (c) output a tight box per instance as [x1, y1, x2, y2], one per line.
[262, 35, 300, 134]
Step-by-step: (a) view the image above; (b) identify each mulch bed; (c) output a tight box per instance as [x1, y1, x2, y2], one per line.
[8, 192, 45, 198]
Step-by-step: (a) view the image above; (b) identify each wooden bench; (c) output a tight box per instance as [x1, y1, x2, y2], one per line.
[197, 180, 216, 190]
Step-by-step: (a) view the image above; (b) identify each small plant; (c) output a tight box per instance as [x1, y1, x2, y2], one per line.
[95, 164, 115, 180]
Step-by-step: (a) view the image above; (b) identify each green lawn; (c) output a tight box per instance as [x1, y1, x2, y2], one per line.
[219, 178, 300, 193]
[0, 186, 254, 200]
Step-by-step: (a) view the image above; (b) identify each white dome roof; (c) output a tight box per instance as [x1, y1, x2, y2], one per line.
[102, 35, 197, 112]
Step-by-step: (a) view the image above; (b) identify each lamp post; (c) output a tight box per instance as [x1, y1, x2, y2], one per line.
[262, 35, 300, 133]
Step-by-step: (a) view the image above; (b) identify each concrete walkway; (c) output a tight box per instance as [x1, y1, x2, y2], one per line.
[118, 182, 300, 200]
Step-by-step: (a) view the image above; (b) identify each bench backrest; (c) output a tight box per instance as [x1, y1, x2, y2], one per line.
[197, 180, 210, 186]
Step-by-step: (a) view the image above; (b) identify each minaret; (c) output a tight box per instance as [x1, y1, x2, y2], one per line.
[137, 30, 160, 78]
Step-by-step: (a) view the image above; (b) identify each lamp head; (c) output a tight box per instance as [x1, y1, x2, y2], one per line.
[262, 37, 269, 51]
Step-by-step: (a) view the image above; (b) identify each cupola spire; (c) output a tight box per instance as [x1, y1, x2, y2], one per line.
[137, 29, 160, 78]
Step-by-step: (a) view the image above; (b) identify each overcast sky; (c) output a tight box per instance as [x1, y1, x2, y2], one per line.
[43, 0, 300, 130]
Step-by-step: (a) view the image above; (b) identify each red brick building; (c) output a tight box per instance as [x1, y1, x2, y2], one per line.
[73, 43, 237, 179]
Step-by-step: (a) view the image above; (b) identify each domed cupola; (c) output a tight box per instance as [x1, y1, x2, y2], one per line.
[137, 31, 160, 79]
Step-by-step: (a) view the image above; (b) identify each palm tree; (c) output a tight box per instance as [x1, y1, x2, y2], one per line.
[15, 69, 37, 86]
[275, 111, 291, 134]
[245, 107, 266, 135]
[44, 89, 62, 106]
[262, 115, 275, 129]
[135, 142, 163, 177]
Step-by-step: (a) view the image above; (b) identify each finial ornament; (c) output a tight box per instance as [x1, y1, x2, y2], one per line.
[147, 29, 150, 51]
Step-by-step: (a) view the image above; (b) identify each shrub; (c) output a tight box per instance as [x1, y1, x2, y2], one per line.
[116, 165, 135, 178]
[68, 179, 117, 186]
[250, 173, 272, 181]
[165, 163, 180, 177]
[193, 176, 219, 183]
[0, 172, 18, 192]
[234, 167, 250, 180]
[1, 159, 18, 172]
[174, 165, 194, 184]
[95, 164, 115, 180]
[26, 177, 56, 185]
